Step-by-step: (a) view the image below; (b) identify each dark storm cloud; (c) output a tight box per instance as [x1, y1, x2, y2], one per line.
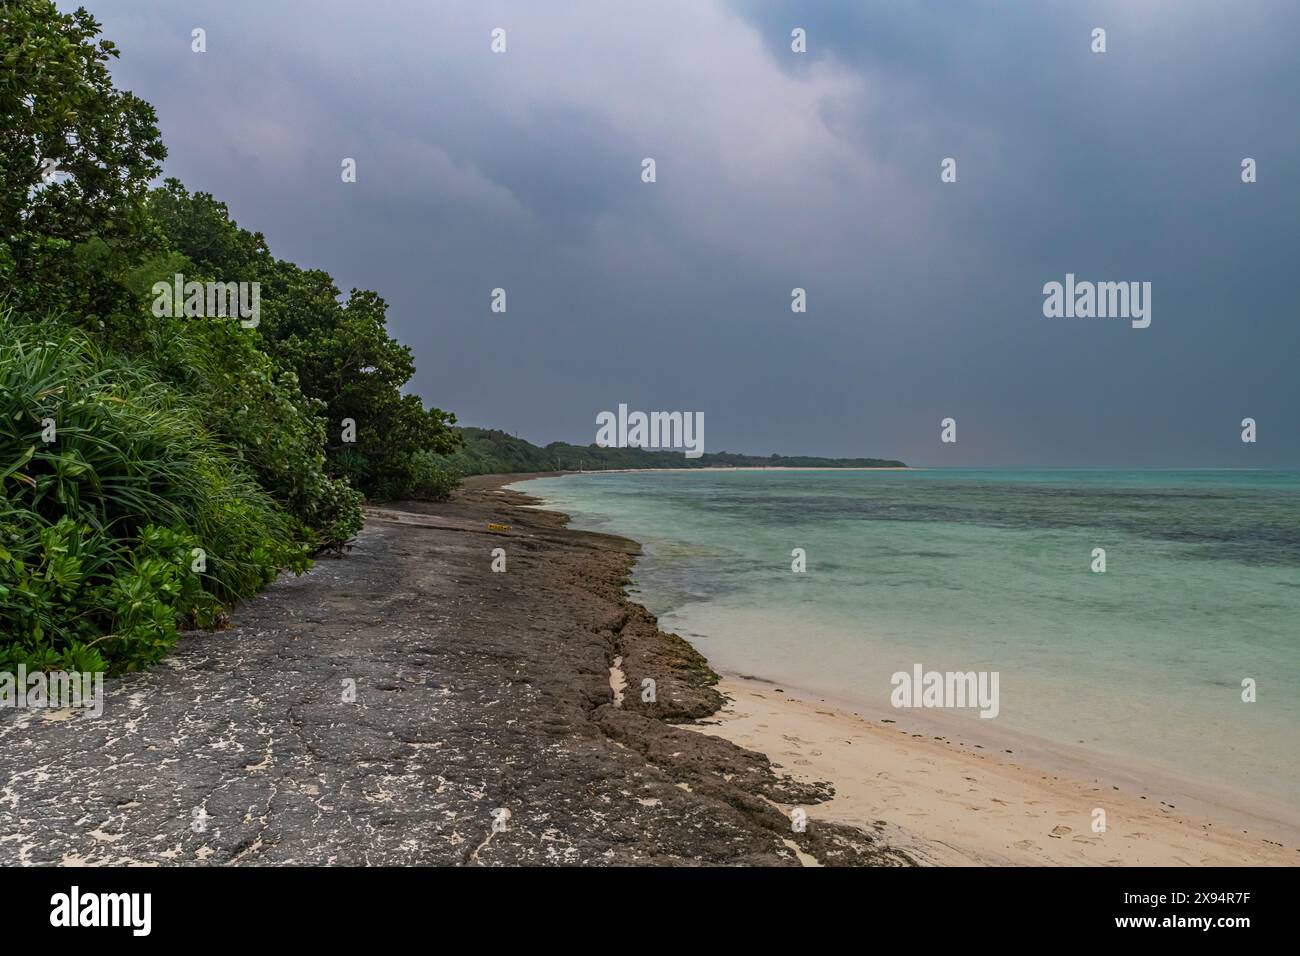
[70, 0, 1300, 466]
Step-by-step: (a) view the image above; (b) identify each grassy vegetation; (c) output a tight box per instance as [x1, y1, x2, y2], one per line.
[0, 321, 309, 673]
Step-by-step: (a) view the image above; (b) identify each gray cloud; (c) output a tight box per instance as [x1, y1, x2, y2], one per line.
[72, 0, 1300, 466]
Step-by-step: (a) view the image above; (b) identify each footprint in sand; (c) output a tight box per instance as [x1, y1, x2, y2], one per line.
[1049, 825, 1072, 838]
[1014, 839, 1037, 850]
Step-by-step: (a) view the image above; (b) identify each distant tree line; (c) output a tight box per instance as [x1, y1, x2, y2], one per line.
[438, 428, 905, 475]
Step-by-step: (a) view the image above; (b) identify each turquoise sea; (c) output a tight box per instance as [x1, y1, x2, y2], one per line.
[521, 469, 1300, 813]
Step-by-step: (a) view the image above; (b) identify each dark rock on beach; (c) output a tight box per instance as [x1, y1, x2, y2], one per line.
[0, 476, 912, 866]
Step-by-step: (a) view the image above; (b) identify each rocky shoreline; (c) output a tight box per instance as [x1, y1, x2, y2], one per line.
[0, 474, 912, 866]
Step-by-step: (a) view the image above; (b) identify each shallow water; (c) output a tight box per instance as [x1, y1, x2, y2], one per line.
[522, 469, 1300, 809]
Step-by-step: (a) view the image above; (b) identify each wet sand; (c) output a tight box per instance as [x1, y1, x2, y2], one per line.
[686, 676, 1297, 865]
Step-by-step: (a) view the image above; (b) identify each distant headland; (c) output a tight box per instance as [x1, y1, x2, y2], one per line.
[437, 427, 906, 475]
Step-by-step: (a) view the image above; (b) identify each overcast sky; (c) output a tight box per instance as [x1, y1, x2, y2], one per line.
[72, 0, 1300, 467]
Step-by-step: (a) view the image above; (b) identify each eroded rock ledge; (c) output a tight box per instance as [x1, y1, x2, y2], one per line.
[0, 475, 912, 866]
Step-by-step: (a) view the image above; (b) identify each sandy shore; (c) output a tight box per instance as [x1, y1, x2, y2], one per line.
[686, 677, 1296, 866]
[505, 471, 1299, 867]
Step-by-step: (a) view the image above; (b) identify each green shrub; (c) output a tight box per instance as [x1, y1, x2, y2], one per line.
[331, 449, 462, 503]
[145, 182, 461, 503]
[408, 451, 461, 502]
[0, 318, 310, 673]
[111, 256, 365, 550]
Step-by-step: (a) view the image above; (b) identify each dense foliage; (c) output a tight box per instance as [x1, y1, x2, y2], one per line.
[0, 320, 309, 673]
[0, 1, 460, 673]
[439, 427, 906, 475]
[145, 181, 461, 501]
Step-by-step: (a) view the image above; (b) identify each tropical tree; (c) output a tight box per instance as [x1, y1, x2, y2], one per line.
[0, 0, 167, 320]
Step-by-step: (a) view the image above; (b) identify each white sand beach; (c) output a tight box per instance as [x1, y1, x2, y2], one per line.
[685, 676, 1299, 866]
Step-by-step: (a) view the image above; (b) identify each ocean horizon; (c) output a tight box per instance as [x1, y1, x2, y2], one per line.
[522, 468, 1300, 821]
